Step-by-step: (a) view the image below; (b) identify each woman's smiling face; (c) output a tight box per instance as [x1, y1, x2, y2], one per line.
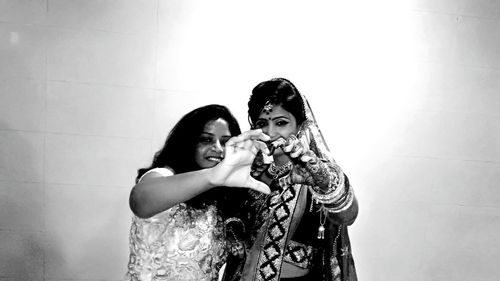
[194, 118, 232, 169]
[253, 104, 298, 156]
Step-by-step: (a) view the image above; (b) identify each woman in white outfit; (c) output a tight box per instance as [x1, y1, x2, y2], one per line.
[123, 104, 271, 281]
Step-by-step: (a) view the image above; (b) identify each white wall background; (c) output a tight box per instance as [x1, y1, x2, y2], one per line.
[1, 0, 499, 280]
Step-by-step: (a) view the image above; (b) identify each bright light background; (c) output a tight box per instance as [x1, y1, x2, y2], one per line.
[2, 1, 499, 280]
[155, 0, 417, 165]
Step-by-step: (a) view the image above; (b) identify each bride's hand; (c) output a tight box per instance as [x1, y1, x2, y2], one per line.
[209, 129, 271, 194]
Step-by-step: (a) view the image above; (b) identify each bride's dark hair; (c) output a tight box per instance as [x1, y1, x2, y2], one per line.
[248, 78, 306, 127]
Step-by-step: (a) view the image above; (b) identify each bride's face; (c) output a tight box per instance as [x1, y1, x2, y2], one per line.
[253, 104, 298, 156]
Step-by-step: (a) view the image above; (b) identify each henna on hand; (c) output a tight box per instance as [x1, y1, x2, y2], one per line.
[305, 157, 333, 191]
[293, 150, 338, 192]
[290, 163, 315, 186]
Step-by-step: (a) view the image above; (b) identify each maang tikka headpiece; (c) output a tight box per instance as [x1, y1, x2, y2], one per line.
[262, 99, 274, 114]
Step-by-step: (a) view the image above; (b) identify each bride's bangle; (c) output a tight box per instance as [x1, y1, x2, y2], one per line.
[320, 184, 355, 213]
[278, 173, 292, 188]
[308, 164, 346, 204]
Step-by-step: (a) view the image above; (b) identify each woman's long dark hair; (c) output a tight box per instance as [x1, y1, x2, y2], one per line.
[248, 78, 306, 127]
[136, 104, 244, 216]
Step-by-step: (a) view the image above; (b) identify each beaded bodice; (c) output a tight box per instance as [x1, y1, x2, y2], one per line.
[124, 203, 226, 281]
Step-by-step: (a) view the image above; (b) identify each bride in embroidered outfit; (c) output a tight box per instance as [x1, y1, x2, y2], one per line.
[124, 104, 271, 281]
[228, 78, 359, 281]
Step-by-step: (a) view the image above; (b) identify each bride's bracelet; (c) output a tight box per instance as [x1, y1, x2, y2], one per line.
[278, 173, 292, 188]
[270, 172, 292, 191]
[320, 184, 355, 213]
[309, 183, 345, 205]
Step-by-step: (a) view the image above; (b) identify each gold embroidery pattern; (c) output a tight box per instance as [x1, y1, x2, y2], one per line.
[283, 240, 315, 269]
[330, 256, 341, 281]
[124, 203, 226, 281]
[255, 185, 301, 281]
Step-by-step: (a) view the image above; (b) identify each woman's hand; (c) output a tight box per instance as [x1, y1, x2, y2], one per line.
[279, 134, 334, 190]
[209, 129, 271, 194]
[275, 134, 311, 185]
[281, 134, 316, 162]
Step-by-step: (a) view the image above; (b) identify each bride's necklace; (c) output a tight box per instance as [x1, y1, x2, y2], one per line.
[267, 161, 293, 179]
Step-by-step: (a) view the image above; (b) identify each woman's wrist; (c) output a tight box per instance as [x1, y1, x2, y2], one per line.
[305, 156, 334, 191]
[203, 167, 220, 189]
[307, 164, 346, 204]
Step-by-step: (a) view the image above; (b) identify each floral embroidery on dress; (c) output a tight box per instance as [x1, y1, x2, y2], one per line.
[124, 203, 226, 281]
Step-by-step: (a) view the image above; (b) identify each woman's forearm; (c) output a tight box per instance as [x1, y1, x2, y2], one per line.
[129, 168, 215, 219]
